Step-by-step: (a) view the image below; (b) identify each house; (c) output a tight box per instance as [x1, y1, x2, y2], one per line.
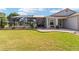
[11, 8, 79, 30]
[46, 8, 79, 30]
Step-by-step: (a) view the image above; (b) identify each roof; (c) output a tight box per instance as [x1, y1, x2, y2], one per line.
[33, 15, 45, 17]
[50, 8, 76, 17]
[12, 15, 45, 19]
[70, 13, 79, 17]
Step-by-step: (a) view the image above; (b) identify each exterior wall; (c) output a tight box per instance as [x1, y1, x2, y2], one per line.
[64, 16, 78, 30]
[77, 16, 79, 30]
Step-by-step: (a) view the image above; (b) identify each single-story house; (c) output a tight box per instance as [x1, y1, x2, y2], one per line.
[12, 8, 79, 30]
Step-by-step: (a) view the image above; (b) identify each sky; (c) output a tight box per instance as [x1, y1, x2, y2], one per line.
[0, 8, 62, 16]
[0, 8, 79, 16]
[0, 0, 79, 16]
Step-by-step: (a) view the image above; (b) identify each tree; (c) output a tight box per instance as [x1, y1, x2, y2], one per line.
[0, 12, 7, 28]
[7, 12, 19, 27]
[7, 12, 19, 19]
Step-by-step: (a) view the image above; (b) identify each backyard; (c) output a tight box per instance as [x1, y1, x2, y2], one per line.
[0, 30, 79, 51]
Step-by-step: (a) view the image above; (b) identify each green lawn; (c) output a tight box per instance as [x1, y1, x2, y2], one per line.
[0, 30, 79, 51]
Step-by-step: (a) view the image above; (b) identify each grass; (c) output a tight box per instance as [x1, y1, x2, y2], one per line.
[0, 30, 79, 51]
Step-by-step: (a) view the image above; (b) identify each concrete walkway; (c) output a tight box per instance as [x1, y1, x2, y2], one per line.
[37, 29, 78, 34]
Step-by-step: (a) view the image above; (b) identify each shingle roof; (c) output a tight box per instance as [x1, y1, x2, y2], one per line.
[70, 13, 79, 17]
[50, 8, 76, 17]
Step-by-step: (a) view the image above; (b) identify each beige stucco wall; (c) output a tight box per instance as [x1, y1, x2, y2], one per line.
[64, 16, 78, 30]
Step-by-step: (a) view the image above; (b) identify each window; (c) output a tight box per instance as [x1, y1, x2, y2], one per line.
[50, 22, 54, 25]
[50, 20, 54, 25]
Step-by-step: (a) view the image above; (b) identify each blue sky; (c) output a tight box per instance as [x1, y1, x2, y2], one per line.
[0, 8, 79, 16]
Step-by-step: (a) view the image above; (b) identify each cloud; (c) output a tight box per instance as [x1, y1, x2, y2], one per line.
[51, 8, 79, 13]
[33, 15, 45, 17]
[18, 8, 45, 15]
[18, 8, 37, 13]
[0, 8, 7, 12]
[18, 12, 27, 15]
[49, 8, 79, 13]
[69, 8, 79, 12]
[50, 9, 63, 13]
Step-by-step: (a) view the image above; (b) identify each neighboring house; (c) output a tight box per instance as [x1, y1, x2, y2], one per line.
[11, 8, 79, 30]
